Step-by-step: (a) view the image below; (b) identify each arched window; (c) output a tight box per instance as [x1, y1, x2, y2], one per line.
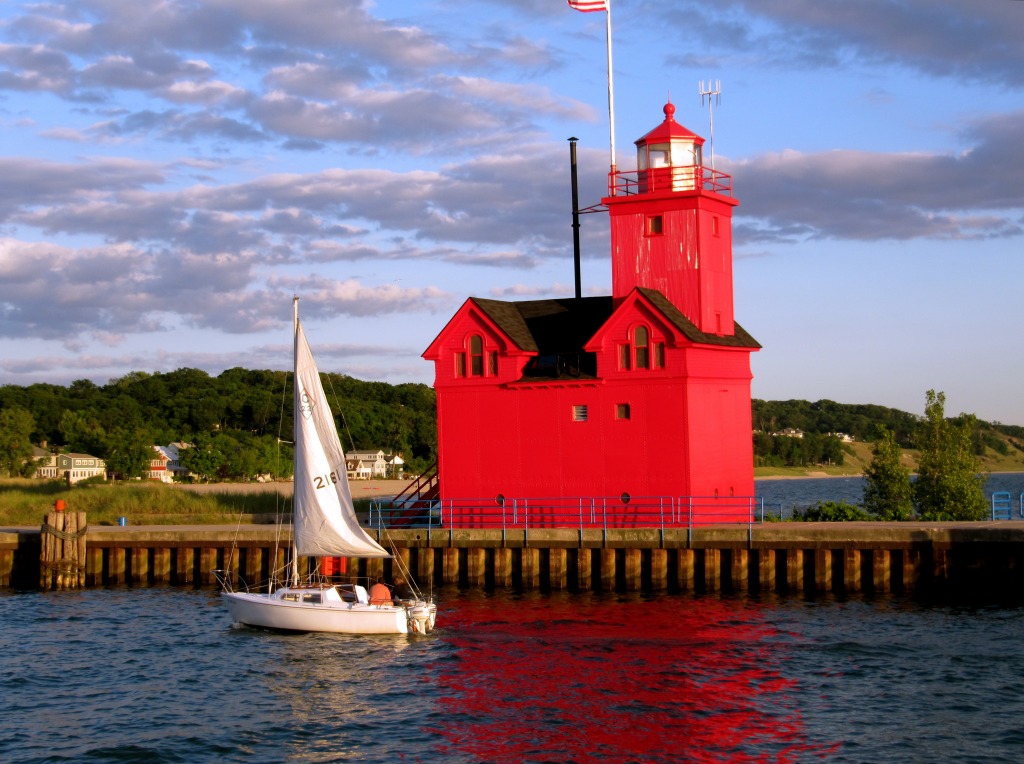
[634, 326, 649, 369]
[469, 334, 483, 376]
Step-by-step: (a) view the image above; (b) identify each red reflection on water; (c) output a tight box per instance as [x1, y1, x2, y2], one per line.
[433, 593, 837, 762]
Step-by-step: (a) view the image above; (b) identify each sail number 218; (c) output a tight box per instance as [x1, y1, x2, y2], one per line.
[313, 472, 340, 489]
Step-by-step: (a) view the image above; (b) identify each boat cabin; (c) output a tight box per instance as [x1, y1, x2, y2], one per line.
[274, 584, 370, 605]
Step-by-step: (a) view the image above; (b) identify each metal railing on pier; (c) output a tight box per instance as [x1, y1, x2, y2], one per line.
[370, 494, 766, 534]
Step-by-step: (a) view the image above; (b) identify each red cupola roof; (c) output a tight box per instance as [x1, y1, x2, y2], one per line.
[635, 101, 705, 148]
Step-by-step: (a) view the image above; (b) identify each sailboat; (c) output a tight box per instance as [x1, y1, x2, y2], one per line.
[216, 297, 437, 635]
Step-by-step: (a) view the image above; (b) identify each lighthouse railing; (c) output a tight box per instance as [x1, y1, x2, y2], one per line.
[608, 165, 733, 197]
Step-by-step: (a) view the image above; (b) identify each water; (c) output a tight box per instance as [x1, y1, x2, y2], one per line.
[3, 587, 1024, 763]
[757, 472, 1024, 516]
[5, 475, 1024, 762]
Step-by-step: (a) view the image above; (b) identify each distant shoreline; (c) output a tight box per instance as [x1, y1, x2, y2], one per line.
[174, 479, 406, 497]
[173, 470, 1024, 494]
[756, 473, 849, 481]
[757, 470, 1024, 482]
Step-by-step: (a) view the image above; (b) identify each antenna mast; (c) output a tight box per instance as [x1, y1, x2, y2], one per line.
[699, 79, 722, 170]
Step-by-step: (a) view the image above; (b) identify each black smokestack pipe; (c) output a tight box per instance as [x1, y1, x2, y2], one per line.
[569, 137, 582, 300]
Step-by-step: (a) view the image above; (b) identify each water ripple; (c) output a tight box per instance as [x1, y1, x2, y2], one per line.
[2, 588, 1024, 762]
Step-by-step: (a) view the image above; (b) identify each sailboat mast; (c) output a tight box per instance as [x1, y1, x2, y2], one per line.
[291, 295, 300, 588]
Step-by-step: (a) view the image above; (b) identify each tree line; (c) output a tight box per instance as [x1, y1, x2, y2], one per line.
[753, 398, 923, 445]
[0, 367, 437, 480]
[0, 372, 1017, 514]
[751, 397, 920, 469]
[751, 397, 1019, 468]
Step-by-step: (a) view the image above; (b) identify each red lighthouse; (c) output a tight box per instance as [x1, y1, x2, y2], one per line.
[422, 101, 759, 526]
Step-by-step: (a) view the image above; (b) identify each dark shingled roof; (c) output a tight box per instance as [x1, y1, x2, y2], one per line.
[636, 288, 762, 349]
[470, 290, 760, 353]
[470, 296, 613, 353]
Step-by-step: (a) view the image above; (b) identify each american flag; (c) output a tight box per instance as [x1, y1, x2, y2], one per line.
[567, 0, 609, 12]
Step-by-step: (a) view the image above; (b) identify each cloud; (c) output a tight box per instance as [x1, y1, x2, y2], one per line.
[488, 282, 583, 299]
[0, 342, 427, 387]
[0, 236, 450, 341]
[266, 274, 453, 318]
[658, 0, 1024, 86]
[0, 0, 575, 154]
[0, 156, 165, 216]
[0, 42, 74, 93]
[729, 111, 1024, 241]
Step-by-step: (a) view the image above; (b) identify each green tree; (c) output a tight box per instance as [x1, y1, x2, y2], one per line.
[104, 428, 153, 480]
[214, 432, 261, 480]
[178, 432, 224, 482]
[913, 390, 987, 521]
[862, 426, 914, 520]
[253, 435, 291, 479]
[60, 410, 109, 455]
[0, 406, 36, 477]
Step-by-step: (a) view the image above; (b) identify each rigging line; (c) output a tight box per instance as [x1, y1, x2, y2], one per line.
[269, 366, 292, 593]
[323, 372, 358, 454]
[380, 527, 426, 600]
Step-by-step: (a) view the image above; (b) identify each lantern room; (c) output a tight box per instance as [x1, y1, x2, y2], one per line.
[636, 101, 705, 193]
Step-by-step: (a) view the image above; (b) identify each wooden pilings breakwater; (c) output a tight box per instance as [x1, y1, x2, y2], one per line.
[5, 521, 1024, 596]
[39, 509, 87, 590]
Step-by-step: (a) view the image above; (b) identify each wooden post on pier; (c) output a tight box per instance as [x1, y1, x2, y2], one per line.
[731, 549, 749, 592]
[677, 548, 695, 591]
[704, 549, 720, 592]
[651, 549, 668, 591]
[39, 501, 87, 590]
[814, 548, 832, 592]
[549, 548, 568, 589]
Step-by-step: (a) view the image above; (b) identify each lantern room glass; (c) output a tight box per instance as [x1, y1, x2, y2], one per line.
[638, 141, 702, 171]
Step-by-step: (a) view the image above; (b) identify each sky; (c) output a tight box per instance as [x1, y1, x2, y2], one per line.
[1, 0, 1023, 425]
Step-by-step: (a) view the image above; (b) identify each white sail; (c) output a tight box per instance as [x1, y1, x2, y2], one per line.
[292, 320, 389, 558]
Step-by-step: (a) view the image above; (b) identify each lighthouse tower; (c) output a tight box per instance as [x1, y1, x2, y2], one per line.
[606, 101, 738, 336]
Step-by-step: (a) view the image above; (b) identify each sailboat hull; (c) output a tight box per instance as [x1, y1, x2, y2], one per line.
[221, 591, 425, 635]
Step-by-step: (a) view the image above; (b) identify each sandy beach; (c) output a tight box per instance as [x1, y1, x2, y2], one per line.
[174, 475, 844, 498]
[174, 479, 409, 498]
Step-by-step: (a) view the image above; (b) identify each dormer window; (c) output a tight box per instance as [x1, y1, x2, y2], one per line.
[618, 343, 631, 371]
[620, 325, 665, 372]
[455, 333, 494, 379]
[469, 334, 483, 376]
[634, 326, 649, 369]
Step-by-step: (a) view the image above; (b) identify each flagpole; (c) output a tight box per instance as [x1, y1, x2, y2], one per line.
[605, 0, 617, 177]
[567, 0, 617, 184]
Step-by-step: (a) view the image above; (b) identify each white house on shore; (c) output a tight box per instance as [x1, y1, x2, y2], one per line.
[345, 449, 404, 480]
[33, 445, 107, 484]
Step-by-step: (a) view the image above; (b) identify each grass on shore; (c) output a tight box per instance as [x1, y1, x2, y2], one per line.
[7, 435, 1024, 526]
[0, 479, 297, 527]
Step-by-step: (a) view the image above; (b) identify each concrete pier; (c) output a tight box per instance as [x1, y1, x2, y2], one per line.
[4, 521, 1024, 595]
